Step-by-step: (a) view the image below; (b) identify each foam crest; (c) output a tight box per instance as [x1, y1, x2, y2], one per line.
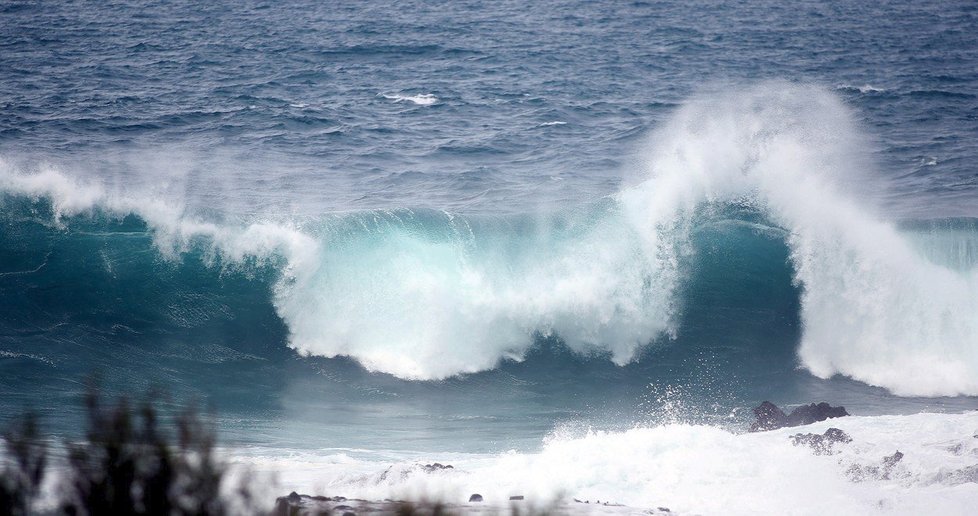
[621, 82, 978, 396]
[274, 208, 679, 379]
[0, 158, 320, 289]
[382, 93, 439, 106]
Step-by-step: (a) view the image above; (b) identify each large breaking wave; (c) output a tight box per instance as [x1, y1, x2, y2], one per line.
[2, 83, 976, 396]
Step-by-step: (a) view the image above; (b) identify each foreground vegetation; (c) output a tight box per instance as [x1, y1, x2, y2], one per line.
[0, 384, 250, 516]
[2, 386, 557, 516]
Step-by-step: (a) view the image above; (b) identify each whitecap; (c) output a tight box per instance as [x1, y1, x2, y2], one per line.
[382, 93, 439, 106]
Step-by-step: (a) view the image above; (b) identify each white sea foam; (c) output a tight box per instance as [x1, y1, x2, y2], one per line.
[273, 208, 678, 379]
[230, 412, 978, 515]
[383, 93, 439, 106]
[837, 83, 886, 93]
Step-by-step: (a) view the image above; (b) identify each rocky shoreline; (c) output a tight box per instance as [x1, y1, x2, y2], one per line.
[271, 400, 866, 515]
[269, 401, 978, 515]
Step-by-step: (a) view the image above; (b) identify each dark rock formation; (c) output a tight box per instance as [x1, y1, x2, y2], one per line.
[786, 403, 849, 426]
[790, 427, 852, 455]
[468, 494, 483, 502]
[509, 495, 524, 500]
[750, 401, 787, 432]
[749, 401, 849, 432]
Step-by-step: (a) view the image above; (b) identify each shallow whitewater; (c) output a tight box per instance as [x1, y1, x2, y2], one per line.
[228, 412, 978, 515]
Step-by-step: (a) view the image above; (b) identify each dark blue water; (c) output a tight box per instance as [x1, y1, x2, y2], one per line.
[2, 0, 977, 452]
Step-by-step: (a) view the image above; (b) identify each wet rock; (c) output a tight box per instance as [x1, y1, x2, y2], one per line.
[274, 493, 358, 516]
[750, 401, 848, 431]
[468, 494, 483, 502]
[790, 427, 852, 455]
[510, 495, 524, 500]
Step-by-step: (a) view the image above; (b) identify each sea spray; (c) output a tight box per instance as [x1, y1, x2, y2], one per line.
[620, 82, 978, 396]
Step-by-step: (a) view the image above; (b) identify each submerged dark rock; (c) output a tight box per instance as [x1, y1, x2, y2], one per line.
[468, 494, 483, 502]
[510, 495, 525, 500]
[936, 464, 978, 486]
[790, 427, 852, 455]
[421, 462, 454, 473]
[846, 450, 904, 482]
[749, 401, 849, 431]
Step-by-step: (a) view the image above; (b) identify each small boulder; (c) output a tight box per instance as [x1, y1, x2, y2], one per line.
[468, 494, 484, 502]
[510, 495, 524, 500]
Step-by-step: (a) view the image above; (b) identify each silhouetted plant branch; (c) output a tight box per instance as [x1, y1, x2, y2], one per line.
[1, 412, 46, 516]
[1, 380, 250, 515]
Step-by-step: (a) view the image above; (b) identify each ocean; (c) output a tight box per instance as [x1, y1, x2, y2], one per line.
[2, 0, 977, 513]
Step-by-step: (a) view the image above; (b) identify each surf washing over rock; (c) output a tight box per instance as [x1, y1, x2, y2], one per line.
[2, 83, 977, 396]
[241, 411, 978, 516]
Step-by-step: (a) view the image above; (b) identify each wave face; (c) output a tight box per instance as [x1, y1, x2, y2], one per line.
[2, 84, 978, 399]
